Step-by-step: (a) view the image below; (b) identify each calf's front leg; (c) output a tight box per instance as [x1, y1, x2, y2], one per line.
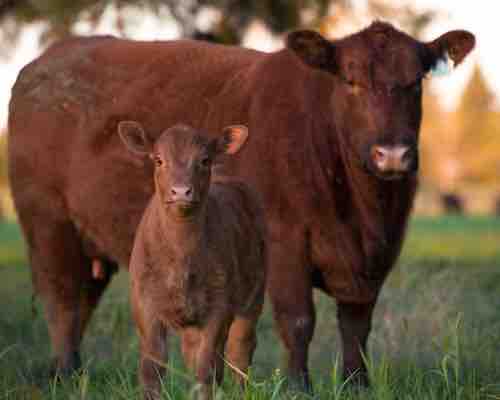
[191, 316, 231, 400]
[139, 320, 168, 400]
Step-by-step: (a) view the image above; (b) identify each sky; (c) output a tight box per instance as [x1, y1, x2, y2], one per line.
[0, 1, 497, 130]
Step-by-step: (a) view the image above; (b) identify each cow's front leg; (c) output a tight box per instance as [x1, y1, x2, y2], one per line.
[268, 238, 315, 392]
[337, 301, 375, 385]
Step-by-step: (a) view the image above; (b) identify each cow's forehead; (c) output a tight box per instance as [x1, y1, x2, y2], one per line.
[337, 23, 424, 87]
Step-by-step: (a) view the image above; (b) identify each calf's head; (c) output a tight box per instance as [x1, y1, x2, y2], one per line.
[118, 122, 248, 218]
[287, 22, 475, 180]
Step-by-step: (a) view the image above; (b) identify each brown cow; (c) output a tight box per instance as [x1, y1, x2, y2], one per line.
[120, 122, 266, 400]
[8, 21, 474, 388]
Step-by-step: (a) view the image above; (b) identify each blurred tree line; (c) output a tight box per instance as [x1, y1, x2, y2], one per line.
[419, 65, 500, 214]
[0, 0, 434, 48]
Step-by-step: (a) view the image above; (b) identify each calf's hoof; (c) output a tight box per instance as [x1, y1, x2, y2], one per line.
[190, 383, 215, 400]
[344, 369, 370, 387]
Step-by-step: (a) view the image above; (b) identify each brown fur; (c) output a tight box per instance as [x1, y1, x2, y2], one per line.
[8, 22, 474, 386]
[122, 124, 266, 399]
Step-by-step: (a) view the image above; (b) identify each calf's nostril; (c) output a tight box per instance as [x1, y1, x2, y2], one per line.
[401, 148, 412, 163]
[375, 149, 385, 160]
[372, 147, 387, 164]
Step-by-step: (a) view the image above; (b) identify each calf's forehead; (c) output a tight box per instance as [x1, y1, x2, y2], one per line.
[155, 126, 209, 161]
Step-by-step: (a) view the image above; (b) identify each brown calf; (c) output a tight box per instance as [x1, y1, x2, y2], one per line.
[118, 122, 266, 400]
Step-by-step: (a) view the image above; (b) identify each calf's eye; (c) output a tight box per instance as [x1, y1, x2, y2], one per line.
[200, 157, 210, 167]
[154, 156, 163, 167]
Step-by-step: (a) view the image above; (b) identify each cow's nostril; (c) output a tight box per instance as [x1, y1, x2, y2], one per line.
[171, 188, 177, 195]
[186, 187, 192, 196]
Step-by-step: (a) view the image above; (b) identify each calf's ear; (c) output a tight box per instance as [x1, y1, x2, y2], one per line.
[425, 30, 475, 74]
[286, 30, 336, 71]
[118, 120, 152, 156]
[214, 125, 249, 156]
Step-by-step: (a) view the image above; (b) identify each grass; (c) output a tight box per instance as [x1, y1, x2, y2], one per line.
[1, 216, 500, 399]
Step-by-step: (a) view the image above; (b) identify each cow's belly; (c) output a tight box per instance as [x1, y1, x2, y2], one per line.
[66, 152, 153, 268]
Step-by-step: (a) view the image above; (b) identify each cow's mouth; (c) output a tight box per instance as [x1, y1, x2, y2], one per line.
[375, 170, 407, 181]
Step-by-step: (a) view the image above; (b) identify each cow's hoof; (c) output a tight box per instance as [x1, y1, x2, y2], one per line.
[49, 352, 82, 380]
[287, 374, 314, 395]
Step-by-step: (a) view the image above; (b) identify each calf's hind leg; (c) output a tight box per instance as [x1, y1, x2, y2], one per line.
[225, 313, 261, 385]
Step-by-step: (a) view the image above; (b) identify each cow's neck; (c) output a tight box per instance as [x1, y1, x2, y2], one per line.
[332, 128, 417, 273]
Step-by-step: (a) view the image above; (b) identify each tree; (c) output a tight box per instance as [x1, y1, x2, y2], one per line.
[0, 0, 435, 51]
[454, 65, 500, 186]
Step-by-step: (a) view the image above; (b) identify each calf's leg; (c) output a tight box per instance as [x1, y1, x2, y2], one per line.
[267, 240, 315, 392]
[181, 327, 201, 372]
[225, 313, 260, 385]
[138, 320, 168, 400]
[192, 317, 231, 400]
[337, 301, 375, 385]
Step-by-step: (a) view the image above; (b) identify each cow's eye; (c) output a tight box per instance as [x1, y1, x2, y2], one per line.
[412, 80, 422, 94]
[406, 78, 422, 94]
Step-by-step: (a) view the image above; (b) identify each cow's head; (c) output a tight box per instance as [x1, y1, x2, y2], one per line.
[118, 122, 248, 218]
[287, 22, 475, 180]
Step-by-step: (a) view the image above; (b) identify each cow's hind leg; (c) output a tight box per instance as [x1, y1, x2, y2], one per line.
[79, 259, 118, 340]
[268, 241, 315, 392]
[337, 301, 375, 385]
[22, 213, 91, 376]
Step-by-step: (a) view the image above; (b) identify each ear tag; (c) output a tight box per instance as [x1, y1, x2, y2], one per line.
[431, 52, 453, 77]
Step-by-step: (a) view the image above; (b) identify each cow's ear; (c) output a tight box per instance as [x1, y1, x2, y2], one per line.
[425, 30, 475, 74]
[118, 120, 153, 156]
[286, 30, 336, 70]
[213, 125, 249, 156]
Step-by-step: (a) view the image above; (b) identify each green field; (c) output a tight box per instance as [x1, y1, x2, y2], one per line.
[1, 216, 499, 399]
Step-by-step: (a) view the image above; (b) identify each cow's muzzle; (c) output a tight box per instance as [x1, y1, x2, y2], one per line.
[370, 145, 418, 180]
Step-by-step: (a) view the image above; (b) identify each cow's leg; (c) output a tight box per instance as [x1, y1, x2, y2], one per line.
[78, 260, 118, 340]
[225, 313, 260, 385]
[267, 240, 315, 392]
[24, 217, 89, 376]
[337, 301, 375, 385]
[139, 320, 168, 400]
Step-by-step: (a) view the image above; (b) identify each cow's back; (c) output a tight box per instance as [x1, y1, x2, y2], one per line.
[8, 36, 264, 267]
